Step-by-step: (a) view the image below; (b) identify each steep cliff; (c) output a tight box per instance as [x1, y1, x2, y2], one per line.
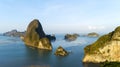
[23, 19, 52, 50]
[83, 26, 120, 63]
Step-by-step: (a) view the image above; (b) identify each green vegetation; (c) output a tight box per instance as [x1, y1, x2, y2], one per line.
[25, 29, 40, 46]
[87, 32, 99, 37]
[101, 62, 120, 67]
[84, 31, 114, 54]
[84, 26, 120, 54]
[24, 19, 52, 50]
[64, 34, 79, 41]
[112, 26, 120, 41]
[114, 26, 120, 33]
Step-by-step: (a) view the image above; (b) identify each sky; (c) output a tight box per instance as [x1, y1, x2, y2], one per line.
[0, 0, 120, 34]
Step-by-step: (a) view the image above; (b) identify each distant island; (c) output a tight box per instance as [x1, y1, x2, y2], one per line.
[3, 30, 56, 42]
[77, 32, 99, 37]
[3, 29, 25, 37]
[83, 26, 120, 63]
[64, 33, 79, 41]
[87, 32, 99, 37]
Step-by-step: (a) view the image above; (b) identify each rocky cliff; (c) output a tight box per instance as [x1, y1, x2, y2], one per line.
[83, 26, 120, 63]
[46, 34, 56, 41]
[23, 19, 52, 50]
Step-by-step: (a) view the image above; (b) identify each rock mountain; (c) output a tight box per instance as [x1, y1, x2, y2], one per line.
[83, 26, 120, 63]
[23, 19, 52, 50]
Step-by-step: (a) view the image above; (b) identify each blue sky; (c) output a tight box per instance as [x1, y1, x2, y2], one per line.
[0, 0, 120, 34]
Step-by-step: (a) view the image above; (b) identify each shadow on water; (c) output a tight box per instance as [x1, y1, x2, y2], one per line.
[83, 62, 101, 67]
[23, 46, 52, 67]
[24, 46, 52, 57]
[0, 35, 101, 67]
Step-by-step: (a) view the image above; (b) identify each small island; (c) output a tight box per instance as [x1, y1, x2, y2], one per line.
[64, 33, 79, 41]
[23, 19, 52, 50]
[3, 29, 25, 37]
[87, 32, 99, 37]
[54, 46, 68, 56]
[3, 30, 56, 42]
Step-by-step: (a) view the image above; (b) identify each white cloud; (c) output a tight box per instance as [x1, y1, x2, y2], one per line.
[88, 25, 105, 30]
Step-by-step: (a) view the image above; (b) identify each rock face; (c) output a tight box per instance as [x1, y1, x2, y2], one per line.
[3, 29, 25, 37]
[64, 34, 79, 41]
[46, 34, 56, 41]
[87, 32, 99, 37]
[83, 26, 120, 63]
[23, 19, 52, 50]
[54, 46, 68, 56]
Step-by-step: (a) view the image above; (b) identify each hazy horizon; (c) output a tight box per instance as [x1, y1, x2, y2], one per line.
[0, 0, 120, 34]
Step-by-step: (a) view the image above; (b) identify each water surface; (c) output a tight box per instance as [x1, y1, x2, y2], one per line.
[0, 35, 99, 67]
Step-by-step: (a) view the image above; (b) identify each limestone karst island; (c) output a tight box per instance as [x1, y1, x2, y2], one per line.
[83, 26, 120, 63]
[2, 19, 120, 67]
[1, 0, 120, 67]
[23, 19, 52, 50]
[2, 18, 120, 67]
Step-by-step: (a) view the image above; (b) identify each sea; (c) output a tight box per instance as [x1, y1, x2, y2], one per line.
[0, 34, 101, 67]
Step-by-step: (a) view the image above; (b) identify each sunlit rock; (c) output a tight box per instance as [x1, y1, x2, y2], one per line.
[83, 26, 120, 63]
[23, 19, 52, 50]
[54, 46, 68, 56]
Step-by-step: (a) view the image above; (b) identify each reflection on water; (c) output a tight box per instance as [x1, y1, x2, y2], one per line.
[24, 65, 50, 67]
[0, 35, 100, 67]
[24, 46, 52, 67]
[0, 36, 21, 44]
[83, 63, 100, 67]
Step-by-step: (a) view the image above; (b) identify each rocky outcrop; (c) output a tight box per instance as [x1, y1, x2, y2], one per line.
[87, 32, 99, 37]
[83, 26, 120, 63]
[54, 46, 68, 56]
[23, 19, 52, 50]
[46, 34, 56, 41]
[64, 33, 79, 41]
[3, 29, 25, 37]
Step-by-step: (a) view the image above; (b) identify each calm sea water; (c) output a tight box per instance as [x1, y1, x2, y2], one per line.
[0, 34, 100, 67]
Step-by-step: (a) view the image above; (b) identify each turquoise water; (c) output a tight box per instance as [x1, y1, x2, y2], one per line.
[0, 35, 99, 67]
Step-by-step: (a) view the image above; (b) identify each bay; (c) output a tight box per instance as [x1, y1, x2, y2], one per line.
[0, 35, 99, 67]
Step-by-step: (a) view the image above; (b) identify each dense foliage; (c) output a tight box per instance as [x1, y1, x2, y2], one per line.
[101, 62, 120, 67]
[84, 26, 120, 54]
[84, 32, 114, 54]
